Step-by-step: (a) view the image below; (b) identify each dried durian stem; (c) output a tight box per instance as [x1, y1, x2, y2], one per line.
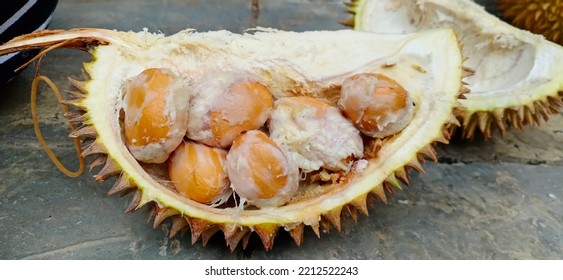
[31, 75, 85, 177]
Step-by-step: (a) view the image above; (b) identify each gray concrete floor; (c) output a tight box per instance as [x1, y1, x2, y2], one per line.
[0, 0, 561, 259]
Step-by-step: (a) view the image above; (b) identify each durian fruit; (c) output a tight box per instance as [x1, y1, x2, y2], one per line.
[498, 0, 562, 46]
[343, 0, 563, 139]
[0, 28, 464, 250]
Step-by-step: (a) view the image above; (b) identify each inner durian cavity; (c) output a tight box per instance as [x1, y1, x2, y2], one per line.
[83, 29, 462, 225]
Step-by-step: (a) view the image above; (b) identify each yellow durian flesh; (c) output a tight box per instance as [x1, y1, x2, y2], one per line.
[349, 0, 563, 138]
[0, 28, 463, 249]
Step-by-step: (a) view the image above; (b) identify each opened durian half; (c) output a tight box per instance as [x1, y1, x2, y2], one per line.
[344, 0, 563, 139]
[0, 28, 464, 250]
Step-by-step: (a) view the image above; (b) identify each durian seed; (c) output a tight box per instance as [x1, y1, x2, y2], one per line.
[187, 72, 273, 148]
[123, 68, 190, 164]
[168, 141, 230, 205]
[226, 130, 299, 209]
[269, 96, 363, 172]
[338, 73, 414, 138]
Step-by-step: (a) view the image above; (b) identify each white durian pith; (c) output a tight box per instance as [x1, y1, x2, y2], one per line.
[350, 0, 563, 132]
[0, 28, 462, 230]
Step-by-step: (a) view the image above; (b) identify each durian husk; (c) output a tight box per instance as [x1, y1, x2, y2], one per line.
[343, 0, 563, 139]
[498, 0, 562, 46]
[0, 28, 464, 250]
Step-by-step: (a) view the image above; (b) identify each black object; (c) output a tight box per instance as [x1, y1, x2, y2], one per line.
[0, 0, 58, 84]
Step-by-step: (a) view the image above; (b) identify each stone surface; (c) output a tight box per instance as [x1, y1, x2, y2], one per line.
[0, 0, 561, 259]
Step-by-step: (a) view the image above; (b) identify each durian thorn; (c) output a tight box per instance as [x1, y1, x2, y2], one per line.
[146, 203, 158, 225]
[447, 113, 461, 127]
[186, 217, 214, 245]
[442, 126, 453, 141]
[462, 66, 475, 78]
[515, 106, 525, 121]
[394, 167, 410, 186]
[201, 226, 221, 247]
[323, 206, 343, 232]
[229, 227, 250, 252]
[310, 223, 321, 238]
[406, 158, 425, 174]
[460, 86, 471, 95]
[350, 193, 369, 216]
[319, 219, 332, 234]
[477, 112, 491, 137]
[94, 157, 122, 181]
[107, 174, 135, 196]
[63, 111, 87, 124]
[346, 7, 357, 15]
[435, 129, 450, 144]
[65, 90, 85, 99]
[339, 17, 355, 27]
[384, 174, 402, 192]
[288, 223, 305, 246]
[242, 231, 252, 250]
[419, 145, 438, 163]
[81, 67, 91, 80]
[370, 185, 388, 204]
[492, 109, 506, 138]
[31, 75, 85, 178]
[80, 140, 107, 158]
[153, 207, 180, 229]
[524, 106, 535, 126]
[220, 224, 249, 252]
[344, 204, 358, 222]
[67, 77, 87, 94]
[69, 125, 97, 140]
[125, 190, 143, 213]
[88, 154, 107, 172]
[169, 216, 189, 238]
[254, 224, 280, 251]
[221, 223, 241, 250]
[343, 1, 357, 8]
[536, 100, 551, 121]
[463, 114, 479, 140]
[59, 99, 87, 110]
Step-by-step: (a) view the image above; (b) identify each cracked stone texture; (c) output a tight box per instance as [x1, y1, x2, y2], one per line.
[0, 0, 561, 259]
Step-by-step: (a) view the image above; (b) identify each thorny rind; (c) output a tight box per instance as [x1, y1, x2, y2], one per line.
[0, 28, 464, 251]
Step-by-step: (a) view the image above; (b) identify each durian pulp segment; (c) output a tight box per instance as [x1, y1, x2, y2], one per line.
[353, 0, 563, 116]
[80, 28, 461, 226]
